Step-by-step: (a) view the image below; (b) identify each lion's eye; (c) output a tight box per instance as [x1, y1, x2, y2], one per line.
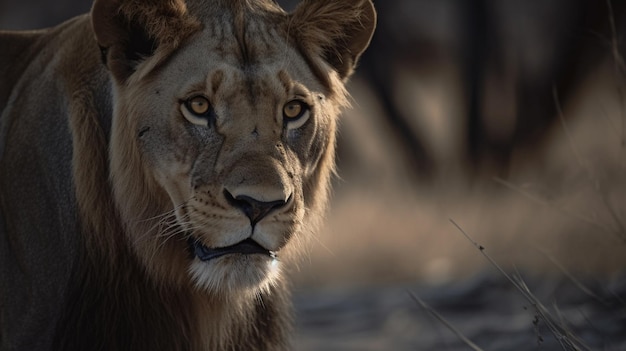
[181, 96, 212, 126]
[187, 96, 210, 115]
[283, 100, 310, 129]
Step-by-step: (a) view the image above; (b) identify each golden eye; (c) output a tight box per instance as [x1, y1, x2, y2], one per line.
[181, 95, 212, 127]
[282, 100, 311, 130]
[187, 96, 211, 116]
[283, 100, 307, 119]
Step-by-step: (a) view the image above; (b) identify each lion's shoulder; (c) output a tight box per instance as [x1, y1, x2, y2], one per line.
[0, 16, 101, 109]
[0, 31, 42, 108]
[0, 15, 112, 349]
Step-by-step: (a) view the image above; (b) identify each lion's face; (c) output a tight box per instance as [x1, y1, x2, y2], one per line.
[116, 28, 335, 293]
[94, 0, 375, 296]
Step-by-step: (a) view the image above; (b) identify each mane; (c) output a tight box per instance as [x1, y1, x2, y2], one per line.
[54, 17, 292, 351]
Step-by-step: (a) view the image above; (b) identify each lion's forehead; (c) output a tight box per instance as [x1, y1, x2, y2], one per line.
[162, 16, 322, 96]
[202, 15, 286, 62]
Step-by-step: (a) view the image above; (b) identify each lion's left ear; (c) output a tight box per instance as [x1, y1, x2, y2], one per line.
[290, 0, 376, 81]
[91, 0, 200, 83]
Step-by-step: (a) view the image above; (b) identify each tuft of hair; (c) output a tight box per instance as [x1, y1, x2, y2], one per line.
[288, 0, 376, 79]
[116, 0, 200, 51]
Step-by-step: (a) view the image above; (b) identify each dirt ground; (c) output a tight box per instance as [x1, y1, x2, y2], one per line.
[293, 274, 626, 350]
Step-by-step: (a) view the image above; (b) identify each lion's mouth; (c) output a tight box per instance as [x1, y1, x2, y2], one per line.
[188, 237, 276, 261]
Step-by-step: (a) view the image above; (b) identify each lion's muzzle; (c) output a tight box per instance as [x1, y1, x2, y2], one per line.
[223, 189, 291, 225]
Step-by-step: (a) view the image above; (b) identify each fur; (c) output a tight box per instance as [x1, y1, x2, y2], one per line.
[0, 0, 375, 350]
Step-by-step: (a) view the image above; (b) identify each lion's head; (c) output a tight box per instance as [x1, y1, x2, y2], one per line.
[90, 0, 376, 296]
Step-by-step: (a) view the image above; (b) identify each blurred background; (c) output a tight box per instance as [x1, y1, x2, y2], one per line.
[2, 0, 626, 349]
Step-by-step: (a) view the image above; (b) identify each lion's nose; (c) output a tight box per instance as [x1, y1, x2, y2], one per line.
[224, 190, 289, 225]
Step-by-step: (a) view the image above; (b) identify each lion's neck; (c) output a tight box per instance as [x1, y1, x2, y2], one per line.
[54, 246, 290, 351]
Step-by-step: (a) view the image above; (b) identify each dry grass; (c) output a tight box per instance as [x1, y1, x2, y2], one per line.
[292, 25, 626, 350]
[449, 219, 594, 350]
[296, 21, 626, 350]
[292, 54, 626, 290]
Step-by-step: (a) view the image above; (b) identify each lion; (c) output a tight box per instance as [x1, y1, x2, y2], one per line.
[0, 0, 375, 350]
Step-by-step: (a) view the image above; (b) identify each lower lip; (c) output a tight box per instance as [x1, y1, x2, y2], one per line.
[188, 237, 274, 262]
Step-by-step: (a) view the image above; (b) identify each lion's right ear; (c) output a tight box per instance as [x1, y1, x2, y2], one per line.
[91, 0, 200, 83]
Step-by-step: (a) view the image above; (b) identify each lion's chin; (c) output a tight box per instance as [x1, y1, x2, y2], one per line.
[188, 253, 281, 295]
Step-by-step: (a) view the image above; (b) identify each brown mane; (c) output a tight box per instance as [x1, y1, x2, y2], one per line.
[52, 16, 290, 350]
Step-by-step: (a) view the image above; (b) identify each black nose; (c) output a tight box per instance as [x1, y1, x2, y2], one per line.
[224, 190, 289, 225]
